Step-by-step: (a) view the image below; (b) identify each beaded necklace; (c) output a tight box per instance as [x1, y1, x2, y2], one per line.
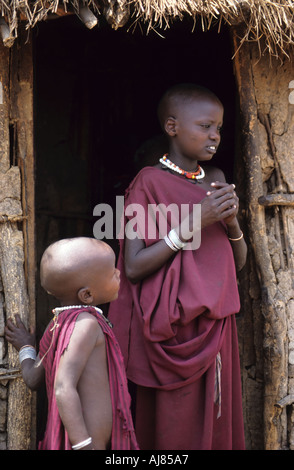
[52, 305, 113, 328]
[159, 154, 205, 181]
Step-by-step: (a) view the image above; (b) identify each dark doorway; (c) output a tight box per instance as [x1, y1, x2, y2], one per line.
[34, 13, 238, 441]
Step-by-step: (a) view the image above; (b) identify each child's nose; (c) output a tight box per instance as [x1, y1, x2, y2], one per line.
[209, 128, 220, 140]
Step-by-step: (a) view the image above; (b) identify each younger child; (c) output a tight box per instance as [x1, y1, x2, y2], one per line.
[5, 237, 138, 450]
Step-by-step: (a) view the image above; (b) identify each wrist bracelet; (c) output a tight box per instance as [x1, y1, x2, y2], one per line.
[19, 345, 36, 364]
[19, 344, 35, 352]
[168, 229, 187, 250]
[72, 437, 92, 450]
[228, 232, 244, 241]
[164, 235, 178, 252]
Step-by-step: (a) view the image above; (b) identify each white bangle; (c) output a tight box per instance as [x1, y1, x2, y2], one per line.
[72, 437, 92, 450]
[19, 346, 36, 364]
[164, 235, 178, 252]
[168, 229, 187, 250]
[228, 232, 244, 241]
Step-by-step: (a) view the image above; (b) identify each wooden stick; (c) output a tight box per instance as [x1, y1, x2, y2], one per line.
[275, 395, 294, 409]
[258, 111, 291, 267]
[258, 194, 294, 207]
[77, 7, 98, 29]
[258, 112, 284, 191]
[0, 18, 14, 48]
[0, 368, 21, 381]
[0, 215, 28, 223]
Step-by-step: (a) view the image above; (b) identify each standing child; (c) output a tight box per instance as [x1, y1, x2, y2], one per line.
[108, 83, 247, 450]
[5, 237, 138, 450]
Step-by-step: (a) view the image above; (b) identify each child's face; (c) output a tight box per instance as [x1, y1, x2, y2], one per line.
[172, 99, 223, 162]
[90, 248, 121, 305]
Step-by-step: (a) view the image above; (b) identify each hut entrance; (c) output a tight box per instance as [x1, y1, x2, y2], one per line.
[35, 14, 238, 316]
[34, 15, 240, 440]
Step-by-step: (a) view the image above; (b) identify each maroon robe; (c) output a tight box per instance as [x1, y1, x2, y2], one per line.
[38, 306, 138, 450]
[108, 166, 245, 450]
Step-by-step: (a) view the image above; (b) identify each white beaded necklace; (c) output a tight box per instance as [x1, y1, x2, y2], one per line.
[159, 154, 205, 181]
[52, 305, 113, 328]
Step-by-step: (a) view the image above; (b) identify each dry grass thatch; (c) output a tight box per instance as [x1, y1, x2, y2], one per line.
[0, 0, 294, 57]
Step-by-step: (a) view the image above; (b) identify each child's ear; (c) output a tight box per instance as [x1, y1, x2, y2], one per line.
[164, 116, 177, 137]
[77, 287, 93, 304]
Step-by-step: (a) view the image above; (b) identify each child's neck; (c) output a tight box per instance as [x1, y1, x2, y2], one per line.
[167, 152, 199, 172]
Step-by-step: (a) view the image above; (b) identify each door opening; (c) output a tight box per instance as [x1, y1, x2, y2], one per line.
[34, 14, 238, 441]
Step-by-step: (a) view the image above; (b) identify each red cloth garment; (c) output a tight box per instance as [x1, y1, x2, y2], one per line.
[108, 166, 245, 450]
[38, 307, 139, 450]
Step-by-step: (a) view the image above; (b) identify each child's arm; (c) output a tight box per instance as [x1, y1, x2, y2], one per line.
[124, 182, 240, 283]
[124, 235, 177, 283]
[54, 312, 101, 450]
[207, 180, 247, 272]
[4, 314, 45, 390]
[226, 216, 247, 271]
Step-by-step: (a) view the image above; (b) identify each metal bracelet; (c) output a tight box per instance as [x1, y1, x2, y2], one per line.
[72, 437, 92, 450]
[168, 229, 187, 249]
[19, 346, 36, 364]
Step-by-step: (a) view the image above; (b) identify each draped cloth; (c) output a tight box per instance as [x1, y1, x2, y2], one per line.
[38, 307, 139, 450]
[108, 166, 245, 450]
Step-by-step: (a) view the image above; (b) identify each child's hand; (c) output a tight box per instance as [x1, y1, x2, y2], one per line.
[5, 314, 35, 351]
[210, 181, 239, 225]
[201, 181, 239, 228]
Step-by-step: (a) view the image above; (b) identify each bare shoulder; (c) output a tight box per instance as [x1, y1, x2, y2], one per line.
[74, 312, 105, 347]
[204, 166, 226, 183]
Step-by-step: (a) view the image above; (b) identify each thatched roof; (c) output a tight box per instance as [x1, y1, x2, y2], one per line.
[0, 0, 294, 57]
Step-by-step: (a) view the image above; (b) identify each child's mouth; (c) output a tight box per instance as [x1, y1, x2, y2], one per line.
[206, 145, 217, 153]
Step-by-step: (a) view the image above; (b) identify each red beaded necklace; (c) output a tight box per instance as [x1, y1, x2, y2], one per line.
[159, 154, 205, 180]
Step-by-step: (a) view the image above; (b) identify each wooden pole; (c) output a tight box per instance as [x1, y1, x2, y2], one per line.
[0, 223, 32, 450]
[9, 24, 36, 333]
[0, 28, 35, 450]
[232, 29, 289, 450]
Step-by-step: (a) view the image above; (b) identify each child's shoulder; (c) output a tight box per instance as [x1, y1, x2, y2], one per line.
[131, 166, 162, 186]
[137, 165, 160, 177]
[75, 311, 105, 345]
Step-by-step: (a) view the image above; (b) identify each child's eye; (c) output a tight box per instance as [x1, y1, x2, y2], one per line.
[200, 124, 210, 129]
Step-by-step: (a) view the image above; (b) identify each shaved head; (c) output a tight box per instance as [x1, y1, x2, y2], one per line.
[157, 83, 222, 130]
[40, 237, 113, 300]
